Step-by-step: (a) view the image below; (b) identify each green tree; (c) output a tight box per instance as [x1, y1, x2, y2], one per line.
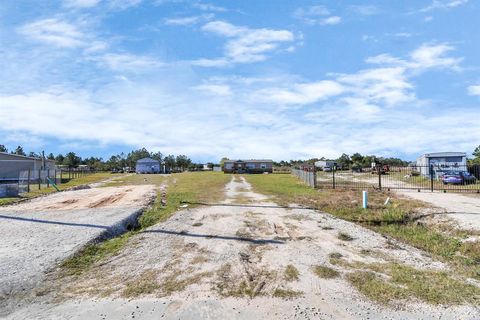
[176, 155, 191, 171]
[219, 157, 229, 168]
[13, 146, 26, 156]
[47, 153, 55, 160]
[126, 148, 150, 167]
[164, 155, 176, 172]
[336, 153, 352, 169]
[63, 152, 81, 168]
[0, 145, 7, 153]
[55, 154, 65, 165]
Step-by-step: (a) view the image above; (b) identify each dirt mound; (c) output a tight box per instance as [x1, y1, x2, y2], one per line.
[0, 185, 157, 212]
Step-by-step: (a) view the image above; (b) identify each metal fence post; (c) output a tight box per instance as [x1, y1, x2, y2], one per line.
[332, 166, 336, 189]
[313, 169, 317, 188]
[378, 166, 382, 190]
[430, 164, 434, 192]
[38, 169, 41, 190]
[47, 169, 50, 188]
[27, 169, 30, 193]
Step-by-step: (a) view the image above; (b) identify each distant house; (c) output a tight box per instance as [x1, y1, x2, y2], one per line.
[0, 152, 56, 181]
[223, 159, 273, 174]
[314, 160, 337, 170]
[416, 152, 467, 177]
[135, 158, 161, 174]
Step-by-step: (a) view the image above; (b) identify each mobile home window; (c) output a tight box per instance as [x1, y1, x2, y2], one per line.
[261, 163, 266, 169]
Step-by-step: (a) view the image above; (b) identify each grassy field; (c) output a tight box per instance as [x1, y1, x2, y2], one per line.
[245, 174, 480, 303]
[0, 172, 121, 206]
[61, 171, 232, 275]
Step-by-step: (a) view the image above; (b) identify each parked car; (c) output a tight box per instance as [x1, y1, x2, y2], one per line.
[441, 171, 476, 185]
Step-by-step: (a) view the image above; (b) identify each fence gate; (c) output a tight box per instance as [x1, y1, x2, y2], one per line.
[295, 165, 480, 193]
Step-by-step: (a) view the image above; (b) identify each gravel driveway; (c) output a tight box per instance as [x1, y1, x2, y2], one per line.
[397, 191, 480, 230]
[8, 177, 478, 320]
[0, 185, 156, 314]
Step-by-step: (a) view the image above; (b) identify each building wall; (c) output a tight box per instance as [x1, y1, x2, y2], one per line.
[416, 153, 467, 177]
[136, 162, 161, 173]
[223, 161, 273, 173]
[0, 153, 55, 181]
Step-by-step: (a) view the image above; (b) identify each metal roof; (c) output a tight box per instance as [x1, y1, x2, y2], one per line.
[422, 152, 466, 157]
[136, 157, 160, 163]
[0, 152, 55, 162]
[223, 159, 273, 163]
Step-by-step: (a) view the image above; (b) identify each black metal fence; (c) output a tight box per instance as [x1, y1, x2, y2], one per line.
[295, 164, 480, 193]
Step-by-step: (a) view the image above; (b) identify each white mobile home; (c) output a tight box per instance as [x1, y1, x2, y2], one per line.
[416, 152, 467, 177]
[314, 160, 337, 170]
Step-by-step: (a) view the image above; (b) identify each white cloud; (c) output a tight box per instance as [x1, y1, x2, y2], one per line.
[294, 5, 342, 25]
[322, 16, 342, 25]
[420, 0, 468, 12]
[254, 81, 344, 105]
[410, 43, 462, 70]
[92, 53, 163, 71]
[366, 43, 462, 71]
[190, 58, 229, 67]
[18, 18, 87, 48]
[194, 84, 231, 96]
[164, 14, 213, 26]
[348, 5, 379, 15]
[192, 2, 226, 12]
[468, 84, 480, 96]
[200, 21, 294, 64]
[107, 0, 142, 10]
[63, 0, 101, 8]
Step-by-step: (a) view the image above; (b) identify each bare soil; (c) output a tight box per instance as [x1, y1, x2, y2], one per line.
[0, 185, 156, 315]
[8, 177, 479, 319]
[397, 190, 480, 231]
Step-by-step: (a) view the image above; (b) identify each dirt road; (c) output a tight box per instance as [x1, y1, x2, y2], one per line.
[397, 191, 480, 230]
[0, 185, 156, 314]
[8, 177, 478, 319]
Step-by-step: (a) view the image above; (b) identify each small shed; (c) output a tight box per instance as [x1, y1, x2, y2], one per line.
[135, 158, 161, 174]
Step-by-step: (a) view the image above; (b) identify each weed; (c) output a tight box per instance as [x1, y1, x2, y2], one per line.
[122, 269, 160, 297]
[312, 265, 340, 279]
[284, 264, 300, 281]
[338, 232, 354, 241]
[273, 288, 302, 298]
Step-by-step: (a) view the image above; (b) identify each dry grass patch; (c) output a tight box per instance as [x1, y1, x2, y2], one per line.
[122, 269, 160, 297]
[312, 265, 340, 279]
[284, 265, 300, 281]
[273, 288, 302, 298]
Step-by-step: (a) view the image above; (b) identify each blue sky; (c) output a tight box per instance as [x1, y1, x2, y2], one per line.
[0, 0, 479, 162]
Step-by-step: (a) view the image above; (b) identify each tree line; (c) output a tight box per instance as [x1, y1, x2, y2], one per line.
[0, 145, 198, 172]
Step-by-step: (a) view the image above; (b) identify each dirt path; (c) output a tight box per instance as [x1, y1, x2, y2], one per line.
[397, 190, 480, 231]
[0, 185, 156, 314]
[7, 176, 478, 319]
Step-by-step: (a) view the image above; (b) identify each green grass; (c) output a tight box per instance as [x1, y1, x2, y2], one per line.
[312, 265, 340, 279]
[0, 197, 20, 206]
[245, 173, 480, 286]
[347, 263, 480, 305]
[61, 172, 231, 276]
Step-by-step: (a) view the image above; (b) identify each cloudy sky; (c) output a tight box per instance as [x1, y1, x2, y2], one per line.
[0, 0, 479, 162]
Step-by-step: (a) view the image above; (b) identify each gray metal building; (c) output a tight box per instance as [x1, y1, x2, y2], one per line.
[0, 152, 56, 181]
[135, 158, 161, 174]
[416, 152, 467, 177]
